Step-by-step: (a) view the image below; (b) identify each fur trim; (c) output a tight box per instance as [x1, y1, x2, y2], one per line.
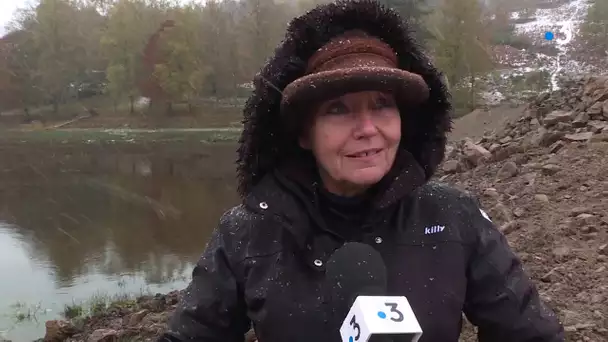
[236, 0, 452, 198]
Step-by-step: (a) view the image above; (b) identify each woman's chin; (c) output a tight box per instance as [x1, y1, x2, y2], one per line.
[347, 167, 388, 186]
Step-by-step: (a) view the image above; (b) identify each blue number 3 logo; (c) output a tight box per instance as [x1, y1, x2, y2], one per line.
[349, 303, 405, 341]
[379, 302, 404, 322]
[349, 315, 361, 342]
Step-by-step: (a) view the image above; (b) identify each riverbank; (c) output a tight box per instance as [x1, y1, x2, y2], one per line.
[40, 290, 182, 342]
[0, 96, 245, 131]
[0, 290, 184, 341]
[13, 290, 256, 342]
[0, 128, 242, 145]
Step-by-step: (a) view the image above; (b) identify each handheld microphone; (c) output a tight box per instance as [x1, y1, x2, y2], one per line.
[326, 242, 422, 342]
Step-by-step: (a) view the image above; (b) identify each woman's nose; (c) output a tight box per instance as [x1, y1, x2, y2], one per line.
[353, 111, 379, 138]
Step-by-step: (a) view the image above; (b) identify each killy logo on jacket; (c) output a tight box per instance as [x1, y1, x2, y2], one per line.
[424, 225, 445, 235]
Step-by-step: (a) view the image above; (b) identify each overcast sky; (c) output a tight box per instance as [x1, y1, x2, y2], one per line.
[1, 0, 31, 36]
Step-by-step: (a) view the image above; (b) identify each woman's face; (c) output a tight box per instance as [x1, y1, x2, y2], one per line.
[300, 91, 401, 196]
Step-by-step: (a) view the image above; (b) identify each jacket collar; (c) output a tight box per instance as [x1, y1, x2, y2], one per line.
[242, 149, 426, 247]
[273, 148, 427, 210]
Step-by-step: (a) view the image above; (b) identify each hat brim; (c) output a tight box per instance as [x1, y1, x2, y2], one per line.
[280, 67, 430, 114]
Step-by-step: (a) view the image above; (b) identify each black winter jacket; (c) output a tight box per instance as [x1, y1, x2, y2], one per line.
[160, 168, 564, 342]
[160, 1, 564, 341]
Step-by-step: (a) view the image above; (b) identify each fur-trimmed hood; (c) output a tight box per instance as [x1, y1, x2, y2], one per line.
[236, 0, 452, 198]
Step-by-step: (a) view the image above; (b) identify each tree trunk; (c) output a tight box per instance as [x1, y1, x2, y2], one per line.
[469, 73, 476, 110]
[129, 95, 135, 114]
[52, 97, 59, 115]
[23, 107, 32, 123]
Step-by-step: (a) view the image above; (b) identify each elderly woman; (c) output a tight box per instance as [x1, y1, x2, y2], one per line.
[160, 1, 564, 341]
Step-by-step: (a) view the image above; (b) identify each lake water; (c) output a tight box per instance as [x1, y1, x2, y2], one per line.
[0, 142, 239, 341]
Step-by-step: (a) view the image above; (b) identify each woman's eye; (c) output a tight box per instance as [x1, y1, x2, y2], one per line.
[372, 96, 396, 110]
[325, 102, 349, 115]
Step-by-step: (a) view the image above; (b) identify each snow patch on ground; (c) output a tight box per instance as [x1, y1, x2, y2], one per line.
[514, 0, 590, 38]
[481, 90, 506, 106]
[483, 0, 594, 106]
[515, 0, 592, 88]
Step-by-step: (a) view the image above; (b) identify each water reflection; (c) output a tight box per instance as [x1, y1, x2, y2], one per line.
[0, 143, 239, 341]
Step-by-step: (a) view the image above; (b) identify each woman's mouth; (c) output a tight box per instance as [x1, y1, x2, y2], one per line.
[346, 148, 382, 158]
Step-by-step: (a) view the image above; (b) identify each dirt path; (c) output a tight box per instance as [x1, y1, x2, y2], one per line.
[449, 105, 528, 142]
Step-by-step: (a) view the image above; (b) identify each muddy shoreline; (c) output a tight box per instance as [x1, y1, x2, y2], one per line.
[4, 291, 183, 342]
[28, 290, 256, 342]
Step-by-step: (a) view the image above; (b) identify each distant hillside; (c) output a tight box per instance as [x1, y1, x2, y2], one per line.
[478, 0, 594, 108]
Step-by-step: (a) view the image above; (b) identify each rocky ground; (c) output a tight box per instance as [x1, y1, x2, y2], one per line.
[35, 75, 608, 342]
[441, 74, 608, 342]
[41, 292, 180, 342]
[40, 291, 257, 342]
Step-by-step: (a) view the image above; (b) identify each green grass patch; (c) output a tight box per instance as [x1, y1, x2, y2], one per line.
[7, 301, 46, 323]
[62, 303, 84, 319]
[61, 291, 144, 320]
[5, 290, 151, 324]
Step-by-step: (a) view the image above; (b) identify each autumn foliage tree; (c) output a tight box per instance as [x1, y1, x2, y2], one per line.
[429, 0, 494, 114]
[0, 0, 502, 119]
[101, 0, 172, 114]
[1, 0, 105, 115]
[153, 8, 207, 114]
[0, 30, 40, 116]
[139, 19, 174, 110]
[377, 0, 432, 43]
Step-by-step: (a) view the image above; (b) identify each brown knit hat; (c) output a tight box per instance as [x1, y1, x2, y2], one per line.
[280, 30, 430, 114]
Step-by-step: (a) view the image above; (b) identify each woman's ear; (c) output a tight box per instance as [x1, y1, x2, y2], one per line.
[298, 115, 313, 150]
[296, 107, 315, 150]
[299, 134, 311, 150]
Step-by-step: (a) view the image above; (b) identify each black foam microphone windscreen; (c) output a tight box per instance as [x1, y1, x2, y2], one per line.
[325, 242, 388, 320]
